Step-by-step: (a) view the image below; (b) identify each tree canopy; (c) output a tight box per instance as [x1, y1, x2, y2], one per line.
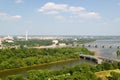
[0, 47, 94, 70]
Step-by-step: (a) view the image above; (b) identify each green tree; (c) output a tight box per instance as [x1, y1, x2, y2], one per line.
[6, 75, 26, 80]
[116, 50, 120, 55]
[109, 72, 120, 80]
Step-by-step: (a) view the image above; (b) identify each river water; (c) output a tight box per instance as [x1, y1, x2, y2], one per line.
[86, 39, 120, 59]
[0, 59, 95, 79]
[0, 39, 120, 79]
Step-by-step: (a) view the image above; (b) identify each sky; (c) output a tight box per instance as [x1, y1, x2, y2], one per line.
[0, 0, 120, 36]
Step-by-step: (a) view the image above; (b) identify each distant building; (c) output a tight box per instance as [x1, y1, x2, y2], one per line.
[3, 35, 13, 40]
[3, 35, 14, 43]
[52, 40, 58, 45]
[74, 38, 77, 41]
[17, 36, 25, 41]
[5, 40, 14, 43]
[59, 43, 66, 46]
[0, 38, 2, 46]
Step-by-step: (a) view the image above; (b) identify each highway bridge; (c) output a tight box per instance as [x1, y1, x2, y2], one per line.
[80, 54, 120, 64]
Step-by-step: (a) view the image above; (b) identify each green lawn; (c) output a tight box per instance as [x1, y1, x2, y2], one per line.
[95, 69, 120, 80]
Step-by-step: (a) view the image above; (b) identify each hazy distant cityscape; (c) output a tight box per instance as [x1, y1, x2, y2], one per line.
[1, 0, 120, 80]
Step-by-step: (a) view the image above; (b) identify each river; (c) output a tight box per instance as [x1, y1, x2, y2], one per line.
[0, 59, 95, 79]
[86, 39, 120, 59]
[1, 39, 120, 79]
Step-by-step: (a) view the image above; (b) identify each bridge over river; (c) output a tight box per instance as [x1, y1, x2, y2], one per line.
[80, 54, 120, 64]
[80, 40, 120, 49]
[78, 44, 120, 49]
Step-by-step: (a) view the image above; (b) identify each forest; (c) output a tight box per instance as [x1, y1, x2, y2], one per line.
[58, 38, 96, 45]
[3, 62, 120, 80]
[0, 47, 94, 70]
[2, 38, 96, 47]
[2, 39, 53, 47]
[0, 47, 120, 80]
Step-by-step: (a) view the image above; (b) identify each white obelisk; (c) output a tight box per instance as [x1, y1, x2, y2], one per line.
[26, 31, 28, 41]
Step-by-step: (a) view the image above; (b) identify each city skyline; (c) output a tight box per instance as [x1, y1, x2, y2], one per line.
[0, 0, 120, 35]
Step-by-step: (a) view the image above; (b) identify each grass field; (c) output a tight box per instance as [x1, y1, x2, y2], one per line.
[95, 69, 120, 80]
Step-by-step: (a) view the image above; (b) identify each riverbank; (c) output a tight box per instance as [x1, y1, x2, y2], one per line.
[0, 51, 97, 74]
[0, 58, 80, 73]
[94, 51, 99, 57]
[90, 50, 99, 57]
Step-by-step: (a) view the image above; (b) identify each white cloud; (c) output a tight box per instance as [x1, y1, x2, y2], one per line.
[0, 13, 7, 17]
[79, 12, 101, 19]
[0, 12, 21, 20]
[38, 2, 101, 19]
[11, 15, 21, 19]
[69, 6, 85, 13]
[45, 11, 59, 15]
[15, 0, 23, 3]
[38, 2, 68, 14]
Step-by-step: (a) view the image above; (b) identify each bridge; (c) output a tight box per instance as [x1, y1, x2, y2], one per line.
[76, 44, 120, 49]
[80, 54, 120, 64]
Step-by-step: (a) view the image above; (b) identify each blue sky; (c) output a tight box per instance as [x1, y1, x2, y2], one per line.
[0, 0, 120, 35]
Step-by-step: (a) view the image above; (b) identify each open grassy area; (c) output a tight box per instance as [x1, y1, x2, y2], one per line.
[95, 69, 120, 80]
